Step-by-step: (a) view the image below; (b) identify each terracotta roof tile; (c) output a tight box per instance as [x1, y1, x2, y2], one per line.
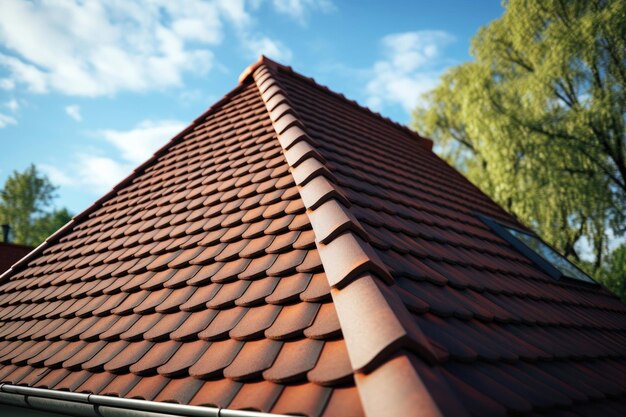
[271, 383, 331, 417]
[125, 374, 170, 400]
[154, 377, 203, 404]
[129, 340, 180, 375]
[188, 339, 243, 378]
[263, 338, 323, 383]
[157, 339, 209, 377]
[229, 304, 281, 340]
[0, 56, 624, 417]
[265, 302, 320, 340]
[227, 380, 283, 412]
[223, 339, 283, 381]
[190, 378, 242, 408]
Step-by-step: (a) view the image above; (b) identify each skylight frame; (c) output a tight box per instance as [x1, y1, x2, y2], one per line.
[478, 214, 597, 285]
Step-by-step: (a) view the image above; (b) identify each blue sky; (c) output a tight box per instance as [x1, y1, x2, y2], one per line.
[0, 0, 503, 214]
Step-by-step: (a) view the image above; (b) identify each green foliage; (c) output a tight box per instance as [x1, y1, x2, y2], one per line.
[0, 164, 72, 246]
[598, 244, 626, 299]
[413, 0, 625, 279]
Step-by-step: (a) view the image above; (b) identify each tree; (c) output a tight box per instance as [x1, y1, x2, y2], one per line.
[0, 164, 72, 246]
[413, 0, 625, 284]
[598, 243, 626, 300]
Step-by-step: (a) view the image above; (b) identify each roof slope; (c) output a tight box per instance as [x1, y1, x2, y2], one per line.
[0, 56, 625, 417]
[0, 76, 361, 416]
[265, 60, 626, 416]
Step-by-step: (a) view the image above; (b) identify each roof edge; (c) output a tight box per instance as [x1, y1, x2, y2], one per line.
[0, 383, 290, 417]
[250, 62, 444, 417]
[0, 82, 249, 285]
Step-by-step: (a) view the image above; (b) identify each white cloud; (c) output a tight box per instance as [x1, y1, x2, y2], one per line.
[242, 34, 293, 62]
[0, 0, 292, 97]
[0, 113, 16, 128]
[39, 164, 77, 187]
[43, 119, 186, 193]
[3, 98, 18, 112]
[65, 105, 82, 122]
[366, 31, 455, 113]
[97, 119, 187, 164]
[272, 0, 335, 25]
[0, 0, 321, 97]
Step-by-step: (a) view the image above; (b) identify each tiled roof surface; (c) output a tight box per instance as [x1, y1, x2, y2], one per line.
[0, 78, 360, 416]
[0, 56, 625, 417]
[269, 62, 626, 416]
[0, 242, 32, 274]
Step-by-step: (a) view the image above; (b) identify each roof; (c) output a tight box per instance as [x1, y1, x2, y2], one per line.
[0, 242, 32, 274]
[0, 56, 625, 417]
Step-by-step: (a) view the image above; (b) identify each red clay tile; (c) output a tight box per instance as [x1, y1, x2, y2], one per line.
[239, 235, 275, 258]
[272, 383, 332, 417]
[199, 307, 247, 340]
[129, 340, 180, 375]
[170, 309, 219, 341]
[188, 339, 244, 378]
[236, 276, 280, 306]
[238, 254, 278, 280]
[190, 379, 242, 408]
[180, 283, 221, 311]
[52, 369, 92, 391]
[119, 314, 161, 341]
[75, 371, 116, 393]
[304, 302, 341, 339]
[143, 311, 189, 341]
[154, 377, 204, 404]
[263, 338, 323, 383]
[163, 265, 202, 288]
[321, 387, 365, 417]
[125, 374, 170, 400]
[157, 339, 210, 377]
[81, 340, 129, 371]
[224, 339, 283, 381]
[104, 340, 154, 373]
[156, 286, 195, 313]
[62, 341, 107, 370]
[229, 304, 281, 340]
[265, 302, 320, 340]
[308, 340, 353, 386]
[99, 314, 141, 341]
[227, 380, 283, 412]
[265, 231, 299, 254]
[79, 315, 121, 341]
[300, 272, 331, 302]
[207, 280, 251, 309]
[101, 373, 141, 397]
[266, 273, 311, 304]
[133, 288, 172, 314]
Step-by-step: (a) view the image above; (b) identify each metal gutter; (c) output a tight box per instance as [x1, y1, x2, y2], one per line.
[0, 384, 289, 417]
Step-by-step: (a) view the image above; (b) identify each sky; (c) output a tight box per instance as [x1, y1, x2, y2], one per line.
[0, 0, 504, 214]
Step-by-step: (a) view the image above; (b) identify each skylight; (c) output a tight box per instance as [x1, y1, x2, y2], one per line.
[479, 215, 596, 284]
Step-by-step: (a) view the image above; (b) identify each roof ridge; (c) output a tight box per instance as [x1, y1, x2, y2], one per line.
[240, 55, 433, 151]
[0, 83, 248, 285]
[250, 62, 447, 417]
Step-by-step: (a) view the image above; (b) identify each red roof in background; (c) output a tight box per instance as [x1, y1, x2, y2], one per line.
[0, 56, 625, 417]
[0, 242, 32, 275]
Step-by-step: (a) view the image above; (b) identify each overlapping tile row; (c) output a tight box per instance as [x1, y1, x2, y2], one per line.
[272, 66, 626, 416]
[0, 82, 362, 417]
